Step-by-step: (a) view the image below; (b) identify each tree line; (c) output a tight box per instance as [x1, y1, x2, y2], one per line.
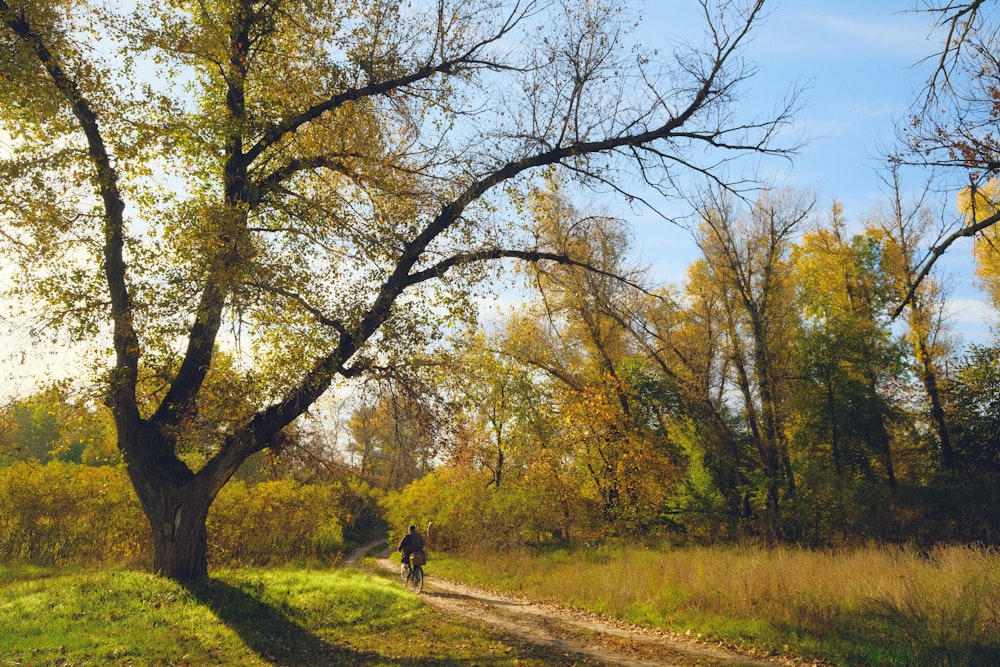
[8, 175, 997, 556]
[380, 180, 1000, 550]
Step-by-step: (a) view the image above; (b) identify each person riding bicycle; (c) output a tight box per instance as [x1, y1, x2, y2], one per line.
[398, 524, 425, 571]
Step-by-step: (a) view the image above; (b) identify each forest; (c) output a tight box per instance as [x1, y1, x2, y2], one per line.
[4, 176, 1000, 565]
[2, 0, 1000, 578]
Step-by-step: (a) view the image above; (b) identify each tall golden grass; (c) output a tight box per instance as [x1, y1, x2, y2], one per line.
[432, 542, 1000, 665]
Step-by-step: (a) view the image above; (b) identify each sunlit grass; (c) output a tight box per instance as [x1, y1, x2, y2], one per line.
[429, 542, 1000, 666]
[0, 568, 248, 665]
[0, 565, 572, 666]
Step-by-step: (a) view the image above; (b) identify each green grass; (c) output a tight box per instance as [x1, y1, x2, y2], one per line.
[428, 542, 1000, 666]
[0, 564, 582, 666]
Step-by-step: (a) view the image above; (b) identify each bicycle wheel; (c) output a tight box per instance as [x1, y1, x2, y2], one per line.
[410, 565, 424, 593]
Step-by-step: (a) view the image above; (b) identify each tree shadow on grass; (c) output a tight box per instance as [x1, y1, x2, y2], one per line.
[186, 578, 531, 666]
[187, 578, 367, 665]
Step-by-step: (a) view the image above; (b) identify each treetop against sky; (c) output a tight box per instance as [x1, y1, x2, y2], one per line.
[0, 0, 995, 404]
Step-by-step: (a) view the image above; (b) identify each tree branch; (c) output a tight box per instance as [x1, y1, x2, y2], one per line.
[237, 0, 777, 453]
[0, 0, 140, 423]
[892, 206, 1000, 318]
[242, 1, 536, 168]
[917, 0, 988, 107]
[405, 247, 654, 296]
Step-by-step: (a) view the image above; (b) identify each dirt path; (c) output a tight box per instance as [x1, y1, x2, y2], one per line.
[350, 544, 809, 667]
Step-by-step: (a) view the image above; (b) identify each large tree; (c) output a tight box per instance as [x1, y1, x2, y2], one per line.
[0, 0, 792, 580]
[511, 184, 679, 530]
[872, 169, 958, 468]
[794, 203, 903, 487]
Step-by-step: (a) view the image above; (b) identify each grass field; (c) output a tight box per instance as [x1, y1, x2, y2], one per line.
[5, 544, 999, 666]
[0, 563, 571, 666]
[428, 542, 1000, 667]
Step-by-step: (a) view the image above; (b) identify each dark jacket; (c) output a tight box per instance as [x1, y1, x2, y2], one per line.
[398, 531, 424, 561]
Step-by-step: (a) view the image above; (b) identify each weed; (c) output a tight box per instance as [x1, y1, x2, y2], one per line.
[431, 542, 1000, 666]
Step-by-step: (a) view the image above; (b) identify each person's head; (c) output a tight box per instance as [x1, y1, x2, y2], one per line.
[408, 524, 416, 533]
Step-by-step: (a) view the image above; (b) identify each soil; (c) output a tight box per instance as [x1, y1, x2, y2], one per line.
[350, 543, 823, 667]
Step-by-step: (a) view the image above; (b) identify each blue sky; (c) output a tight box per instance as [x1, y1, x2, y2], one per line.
[735, 1, 936, 205]
[627, 0, 994, 344]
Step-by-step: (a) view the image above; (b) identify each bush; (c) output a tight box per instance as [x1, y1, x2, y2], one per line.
[208, 479, 345, 566]
[382, 467, 571, 552]
[0, 461, 149, 566]
[0, 461, 369, 568]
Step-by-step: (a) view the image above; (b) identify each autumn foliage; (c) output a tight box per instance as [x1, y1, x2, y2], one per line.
[0, 461, 376, 567]
[0, 462, 148, 566]
[380, 184, 1000, 552]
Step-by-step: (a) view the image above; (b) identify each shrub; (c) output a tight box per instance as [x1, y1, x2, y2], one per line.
[382, 467, 567, 552]
[208, 479, 345, 566]
[0, 461, 149, 566]
[0, 461, 365, 568]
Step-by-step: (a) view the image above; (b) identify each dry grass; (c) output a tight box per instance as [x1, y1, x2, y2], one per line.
[431, 542, 1000, 666]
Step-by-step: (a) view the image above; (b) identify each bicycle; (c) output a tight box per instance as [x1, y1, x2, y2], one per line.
[401, 551, 425, 593]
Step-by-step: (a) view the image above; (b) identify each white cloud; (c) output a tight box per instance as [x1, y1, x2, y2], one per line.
[808, 11, 934, 58]
[948, 295, 994, 323]
[945, 295, 995, 345]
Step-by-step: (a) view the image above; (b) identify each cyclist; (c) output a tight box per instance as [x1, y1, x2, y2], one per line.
[397, 524, 425, 572]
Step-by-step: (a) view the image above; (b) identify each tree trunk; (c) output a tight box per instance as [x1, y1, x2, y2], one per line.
[121, 428, 216, 582]
[128, 470, 215, 580]
[917, 341, 955, 468]
[147, 486, 212, 581]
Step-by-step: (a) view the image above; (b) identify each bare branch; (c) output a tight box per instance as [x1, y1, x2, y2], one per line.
[916, 0, 988, 106]
[892, 206, 1000, 318]
[243, 1, 539, 167]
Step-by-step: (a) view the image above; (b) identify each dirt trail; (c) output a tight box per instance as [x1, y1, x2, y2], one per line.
[352, 544, 812, 667]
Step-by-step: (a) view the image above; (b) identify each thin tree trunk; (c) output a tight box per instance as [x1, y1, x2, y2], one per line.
[917, 339, 955, 468]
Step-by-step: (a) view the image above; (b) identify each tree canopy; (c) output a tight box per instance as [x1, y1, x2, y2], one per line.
[0, 0, 793, 579]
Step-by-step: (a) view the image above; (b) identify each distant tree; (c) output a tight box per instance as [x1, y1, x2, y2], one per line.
[0, 390, 61, 462]
[0, 387, 118, 465]
[957, 179, 1000, 308]
[346, 385, 441, 491]
[634, 265, 754, 534]
[1, 0, 794, 580]
[927, 343, 1000, 542]
[793, 203, 905, 488]
[692, 187, 812, 538]
[511, 185, 680, 531]
[444, 334, 541, 489]
[873, 167, 958, 469]
[945, 344, 1000, 471]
